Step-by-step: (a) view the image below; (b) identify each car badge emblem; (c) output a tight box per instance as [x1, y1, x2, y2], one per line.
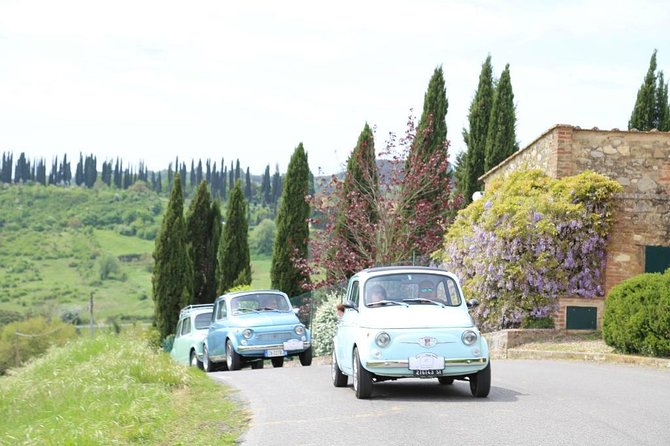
[420, 337, 437, 348]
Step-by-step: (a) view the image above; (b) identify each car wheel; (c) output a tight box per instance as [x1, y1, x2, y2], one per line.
[251, 360, 264, 370]
[203, 345, 216, 373]
[226, 339, 242, 371]
[271, 357, 284, 368]
[353, 347, 373, 399]
[438, 376, 454, 385]
[469, 363, 491, 398]
[331, 350, 348, 388]
[299, 347, 313, 366]
[190, 350, 204, 370]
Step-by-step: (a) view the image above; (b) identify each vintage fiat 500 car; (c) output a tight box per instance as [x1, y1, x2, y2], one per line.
[202, 290, 312, 372]
[170, 304, 214, 369]
[331, 266, 490, 399]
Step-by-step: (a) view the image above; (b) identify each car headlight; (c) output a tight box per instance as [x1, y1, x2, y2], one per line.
[242, 329, 253, 339]
[462, 330, 478, 345]
[375, 331, 391, 348]
[294, 325, 305, 335]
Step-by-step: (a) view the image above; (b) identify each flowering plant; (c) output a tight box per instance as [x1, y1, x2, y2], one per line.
[438, 169, 621, 331]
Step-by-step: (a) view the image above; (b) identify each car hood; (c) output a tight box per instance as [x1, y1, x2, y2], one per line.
[233, 311, 301, 328]
[359, 306, 475, 329]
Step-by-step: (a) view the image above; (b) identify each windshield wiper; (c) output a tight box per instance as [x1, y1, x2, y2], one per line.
[368, 300, 409, 307]
[402, 298, 445, 307]
[257, 307, 281, 312]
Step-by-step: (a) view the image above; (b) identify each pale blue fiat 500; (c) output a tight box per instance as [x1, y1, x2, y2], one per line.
[202, 290, 312, 372]
[331, 266, 490, 399]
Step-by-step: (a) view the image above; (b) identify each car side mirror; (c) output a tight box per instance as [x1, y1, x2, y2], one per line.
[466, 299, 479, 309]
[342, 300, 358, 312]
[293, 308, 300, 315]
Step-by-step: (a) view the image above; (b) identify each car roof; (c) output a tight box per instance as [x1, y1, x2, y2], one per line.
[214, 289, 287, 302]
[352, 266, 458, 282]
[178, 304, 214, 318]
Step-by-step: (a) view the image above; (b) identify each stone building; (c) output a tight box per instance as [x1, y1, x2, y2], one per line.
[480, 124, 670, 330]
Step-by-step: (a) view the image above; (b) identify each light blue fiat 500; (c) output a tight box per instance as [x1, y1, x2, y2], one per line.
[202, 290, 312, 372]
[331, 266, 490, 399]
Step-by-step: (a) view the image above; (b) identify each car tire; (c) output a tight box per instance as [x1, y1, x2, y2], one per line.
[226, 339, 242, 371]
[331, 350, 348, 387]
[271, 357, 284, 368]
[438, 376, 454, 385]
[190, 350, 204, 370]
[203, 345, 216, 373]
[353, 347, 373, 399]
[299, 347, 313, 366]
[251, 360, 264, 369]
[469, 363, 491, 398]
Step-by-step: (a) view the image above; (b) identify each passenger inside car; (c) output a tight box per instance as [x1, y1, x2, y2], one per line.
[367, 284, 388, 304]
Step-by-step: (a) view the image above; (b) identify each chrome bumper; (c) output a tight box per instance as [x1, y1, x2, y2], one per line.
[237, 341, 311, 352]
[366, 357, 488, 368]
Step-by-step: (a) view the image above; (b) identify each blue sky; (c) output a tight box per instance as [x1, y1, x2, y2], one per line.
[1, 0, 669, 175]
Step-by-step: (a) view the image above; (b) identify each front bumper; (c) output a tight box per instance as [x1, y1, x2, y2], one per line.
[367, 356, 487, 368]
[365, 356, 488, 377]
[237, 341, 312, 353]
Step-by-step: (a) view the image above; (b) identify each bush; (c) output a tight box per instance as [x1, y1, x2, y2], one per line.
[311, 290, 344, 357]
[603, 269, 670, 357]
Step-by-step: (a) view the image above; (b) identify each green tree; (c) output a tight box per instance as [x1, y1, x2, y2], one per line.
[250, 218, 276, 256]
[655, 71, 670, 131]
[484, 64, 518, 171]
[218, 180, 251, 293]
[629, 50, 658, 131]
[152, 176, 193, 339]
[462, 55, 494, 203]
[186, 181, 220, 305]
[410, 66, 448, 164]
[271, 144, 311, 296]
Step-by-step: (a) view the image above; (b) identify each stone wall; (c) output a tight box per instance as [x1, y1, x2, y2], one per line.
[480, 125, 670, 329]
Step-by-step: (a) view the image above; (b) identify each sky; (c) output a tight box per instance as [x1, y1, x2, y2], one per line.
[1, 0, 669, 176]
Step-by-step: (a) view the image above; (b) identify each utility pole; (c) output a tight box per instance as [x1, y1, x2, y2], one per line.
[89, 292, 95, 337]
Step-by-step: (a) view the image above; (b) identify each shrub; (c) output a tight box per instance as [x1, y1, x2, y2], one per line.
[311, 290, 344, 356]
[603, 269, 670, 357]
[99, 254, 120, 280]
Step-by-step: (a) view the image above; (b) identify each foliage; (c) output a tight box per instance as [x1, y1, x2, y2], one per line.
[311, 290, 344, 356]
[186, 181, 220, 305]
[629, 50, 670, 131]
[271, 144, 311, 296]
[152, 176, 193, 340]
[218, 180, 252, 293]
[484, 63, 518, 170]
[249, 219, 276, 256]
[0, 316, 77, 375]
[0, 331, 245, 444]
[461, 55, 494, 204]
[439, 169, 622, 331]
[0, 310, 24, 327]
[304, 113, 460, 287]
[98, 254, 121, 280]
[603, 269, 670, 357]
[410, 66, 448, 162]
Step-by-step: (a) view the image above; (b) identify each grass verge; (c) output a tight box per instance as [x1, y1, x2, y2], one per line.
[0, 329, 246, 445]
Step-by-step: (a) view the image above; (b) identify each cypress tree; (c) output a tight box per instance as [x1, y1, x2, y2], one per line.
[186, 181, 220, 304]
[75, 153, 84, 186]
[218, 180, 251, 293]
[462, 55, 494, 203]
[655, 71, 670, 131]
[152, 176, 193, 339]
[410, 66, 448, 164]
[484, 64, 518, 171]
[261, 165, 272, 205]
[629, 50, 658, 131]
[244, 167, 252, 201]
[271, 144, 311, 296]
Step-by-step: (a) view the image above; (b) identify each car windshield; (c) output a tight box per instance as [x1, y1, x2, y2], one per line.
[194, 312, 212, 330]
[364, 273, 462, 307]
[230, 293, 291, 315]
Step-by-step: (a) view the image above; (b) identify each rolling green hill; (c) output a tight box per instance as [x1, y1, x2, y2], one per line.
[0, 183, 272, 325]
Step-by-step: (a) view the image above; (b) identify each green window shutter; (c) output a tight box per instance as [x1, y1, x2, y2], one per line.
[645, 246, 670, 273]
[566, 306, 597, 330]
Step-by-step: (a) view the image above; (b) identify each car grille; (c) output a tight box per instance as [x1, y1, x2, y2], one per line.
[254, 331, 293, 342]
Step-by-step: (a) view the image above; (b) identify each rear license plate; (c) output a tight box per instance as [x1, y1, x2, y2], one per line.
[413, 369, 442, 377]
[265, 349, 285, 357]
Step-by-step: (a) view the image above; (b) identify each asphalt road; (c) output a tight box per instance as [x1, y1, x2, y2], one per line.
[210, 359, 670, 446]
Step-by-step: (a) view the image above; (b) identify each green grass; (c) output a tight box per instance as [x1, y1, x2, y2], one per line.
[0, 330, 246, 445]
[250, 255, 272, 289]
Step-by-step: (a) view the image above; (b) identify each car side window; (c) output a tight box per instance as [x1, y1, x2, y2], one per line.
[216, 302, 225, 320]
[181, 317, 191, 335]
[349, 281, 360, 308]
[175, 319, 183, 338]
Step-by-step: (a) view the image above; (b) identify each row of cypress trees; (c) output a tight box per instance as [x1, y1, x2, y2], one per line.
[629, 50, 670, 132]
[152, 146, 311, 339]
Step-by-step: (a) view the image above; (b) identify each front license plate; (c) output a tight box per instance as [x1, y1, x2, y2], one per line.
[413, 369, 442, 377]
[265, 349, 285, 357]
[408, 353, 445, 371]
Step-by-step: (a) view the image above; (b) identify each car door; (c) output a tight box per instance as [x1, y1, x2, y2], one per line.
[207, 299, 230, 358]
[172, 317, 191, 364]
[335, 278, 360, 375]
